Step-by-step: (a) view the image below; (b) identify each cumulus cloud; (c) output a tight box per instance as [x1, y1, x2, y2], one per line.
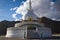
[54, 0, 60, 13]
[12, 0, 60, 21]
[12, 13, 22, 21]
[46, 1, 60, 21]
[10, 7, 18, 11]
[12, 14, 17, 18]
[14, 0, 51, 20]
[12, 13, 19, 21]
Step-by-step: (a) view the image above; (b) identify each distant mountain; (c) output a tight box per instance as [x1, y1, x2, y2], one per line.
[40, 17, 60, 33]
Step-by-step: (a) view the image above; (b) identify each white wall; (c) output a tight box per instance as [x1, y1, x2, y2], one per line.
[38, 27, 52, 38]
[5, 27, 27, 39]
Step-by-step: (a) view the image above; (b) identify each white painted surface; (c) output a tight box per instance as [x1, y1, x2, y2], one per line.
[15, 23, 21, 27]
[5, 27, 25, 39]
[38, 27, 52, 37]
[6, 26, 52, 38]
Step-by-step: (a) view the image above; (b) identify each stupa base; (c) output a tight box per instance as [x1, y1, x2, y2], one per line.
[5, 27, 26, 39]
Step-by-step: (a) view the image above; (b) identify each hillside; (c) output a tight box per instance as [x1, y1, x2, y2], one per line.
[40, 17, 60, 33]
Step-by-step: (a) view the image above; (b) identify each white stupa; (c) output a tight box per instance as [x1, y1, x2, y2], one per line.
[5, 0, 52, 39]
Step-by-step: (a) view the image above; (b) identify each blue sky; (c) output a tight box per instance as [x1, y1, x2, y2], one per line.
[0, 0, 56, 21]
[0, 0, 26, 21]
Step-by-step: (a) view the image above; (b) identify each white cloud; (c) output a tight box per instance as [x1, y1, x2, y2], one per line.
[12, 13, 17, 18]
[10, 7, 18, 11]
[11, 0, 60, 21]
[12, 13, 19, 21]
[54, 0, 60, 12]
[12, 13, 22, 21]
[15, 19, 19, 21]
[50, 2, 54, 6]
[46, 1, 60, 21]
[15, 0, 51, 20]
[52, 18, 56, 20]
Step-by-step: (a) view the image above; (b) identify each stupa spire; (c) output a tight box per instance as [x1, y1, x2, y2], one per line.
[29, 0, 31, 10]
